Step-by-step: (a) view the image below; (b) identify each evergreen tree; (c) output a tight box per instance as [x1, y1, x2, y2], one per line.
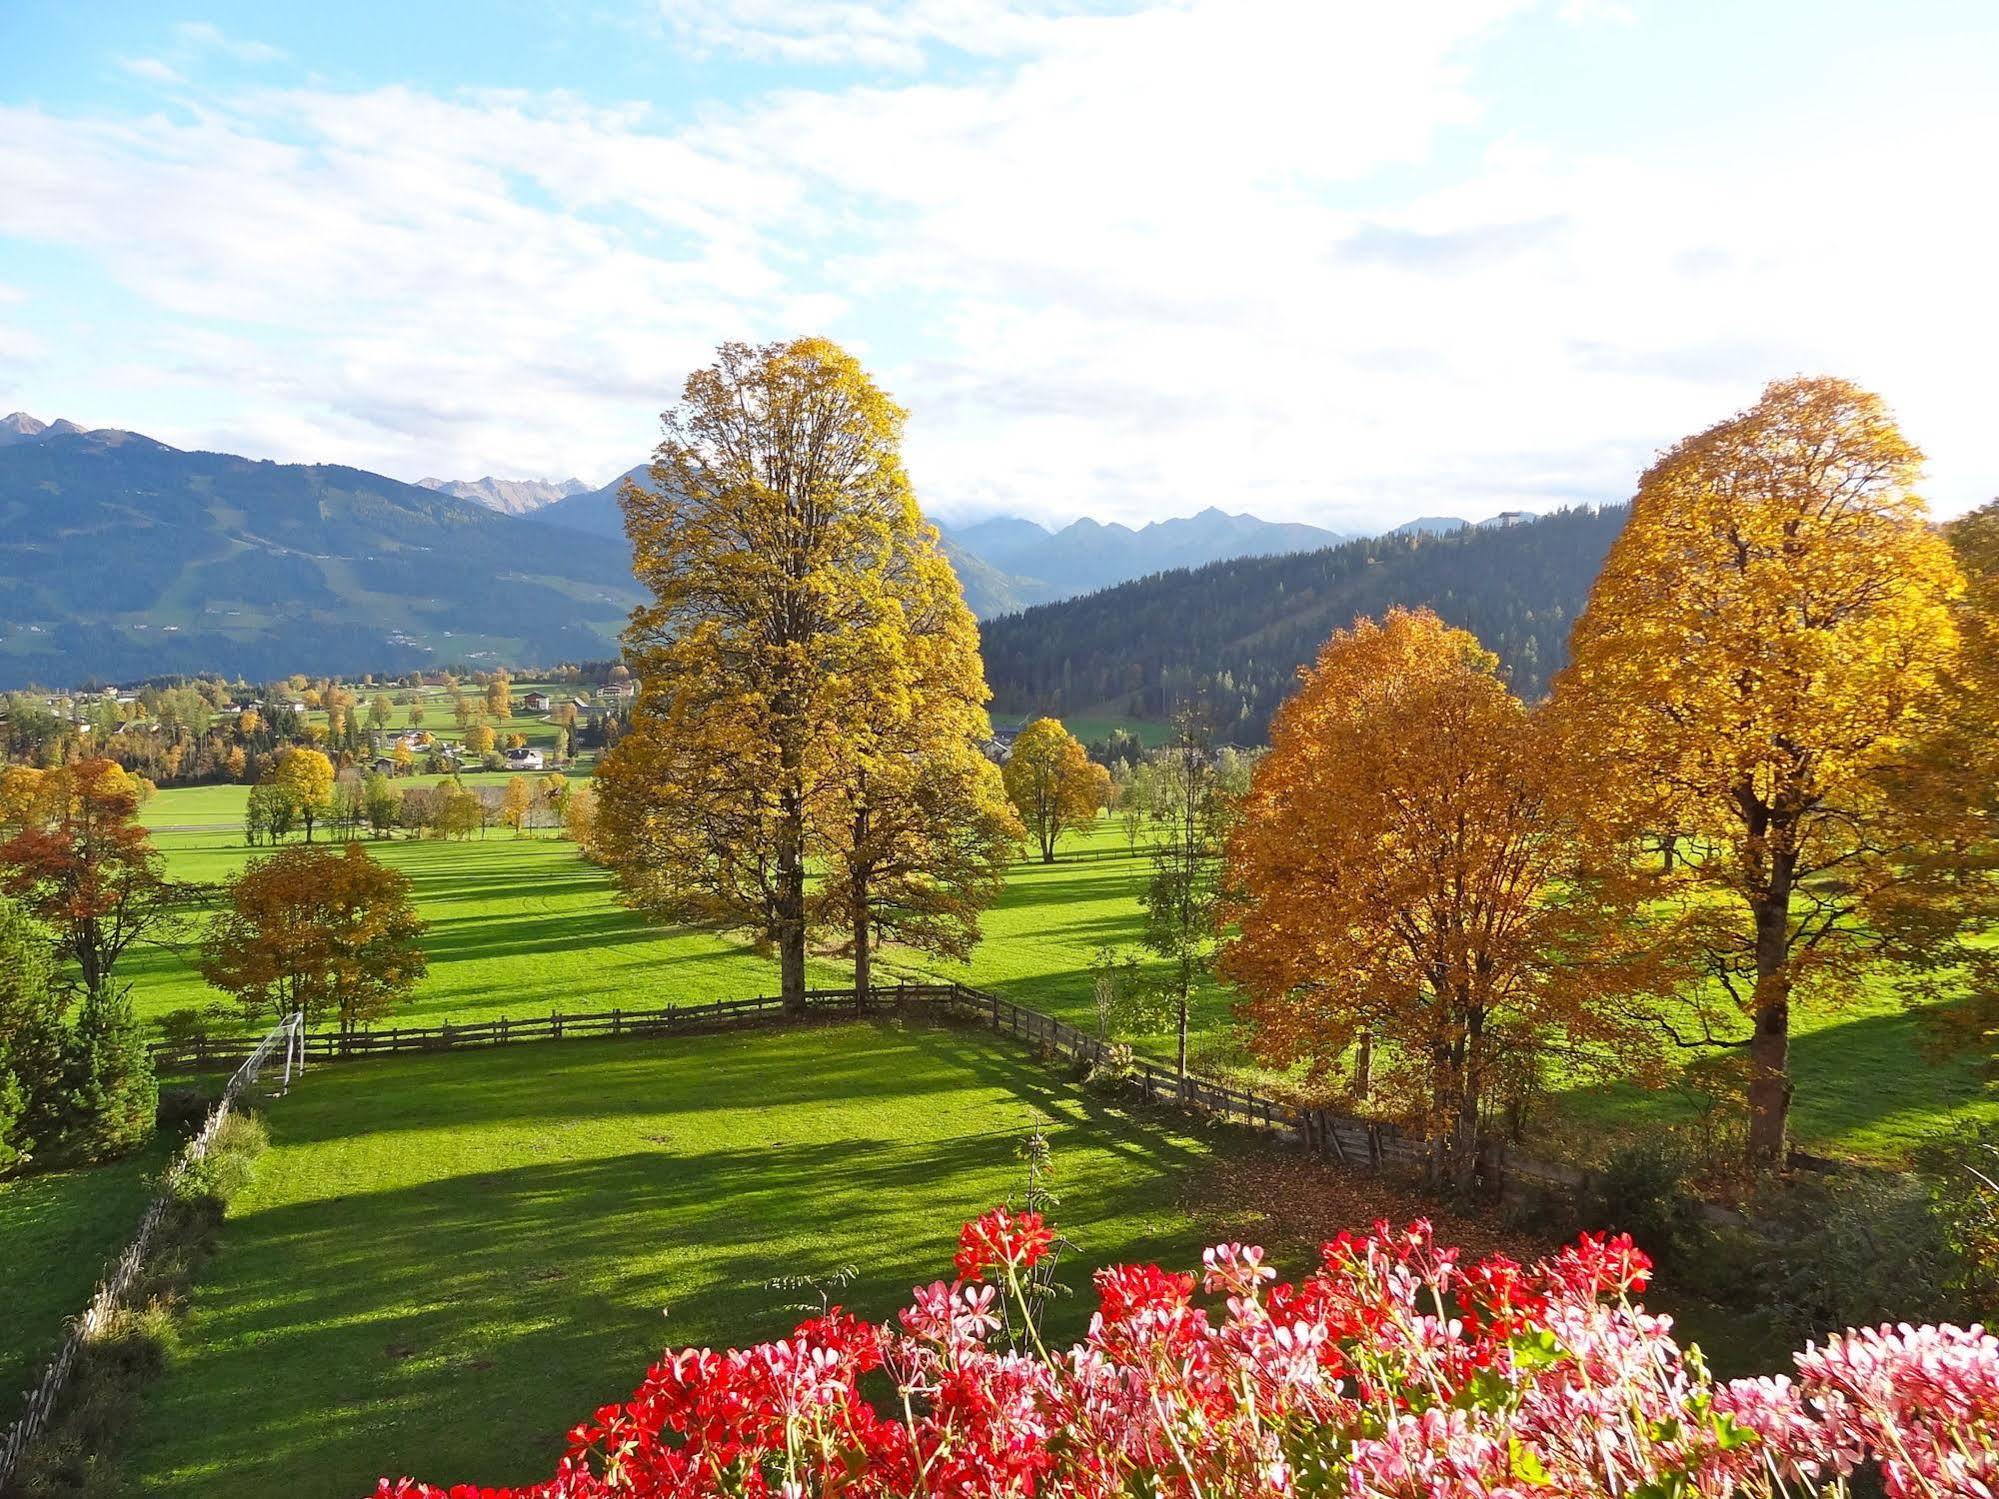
[56, 985, 157, 1163]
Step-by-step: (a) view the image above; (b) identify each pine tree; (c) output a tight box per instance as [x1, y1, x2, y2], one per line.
[57, 984, 156, 1163]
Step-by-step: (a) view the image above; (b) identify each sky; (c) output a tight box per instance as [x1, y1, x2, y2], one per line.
[0, 0, 1994, 531]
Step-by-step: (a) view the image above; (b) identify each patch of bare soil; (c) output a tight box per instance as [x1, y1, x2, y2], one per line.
[1186, 1144, 1559, 1268]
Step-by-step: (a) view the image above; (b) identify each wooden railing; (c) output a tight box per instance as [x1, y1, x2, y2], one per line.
[2, 1013, 301, 1489]
[150, 981, 1747, 1225]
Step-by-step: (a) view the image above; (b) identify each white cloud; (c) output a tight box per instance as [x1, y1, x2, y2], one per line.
[174, 21, 286, 65]
[654, 0, 1077, 70]
[1, 0, 1993, 524]
[118, 57, 187, 85]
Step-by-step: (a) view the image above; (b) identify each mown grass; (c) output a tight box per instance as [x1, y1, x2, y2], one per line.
[0, 1135, 175, 1403]
[124, 781, 1997, 1162]
[127, 828, 847, 1031]
[115, 1023, 1228, 1495]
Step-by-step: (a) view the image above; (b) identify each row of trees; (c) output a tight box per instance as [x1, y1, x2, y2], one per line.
[244, 752, 581, 845]
[1222, 378, 1998, 1179]
[588, 348, 1994, 1183]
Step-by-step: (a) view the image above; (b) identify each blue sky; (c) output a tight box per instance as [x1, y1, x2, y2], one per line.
[1, 0, 1993, 528]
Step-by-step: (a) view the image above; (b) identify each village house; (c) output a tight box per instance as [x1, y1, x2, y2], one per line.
[520, 691, 551, 713]
[505, 746, 545, 771]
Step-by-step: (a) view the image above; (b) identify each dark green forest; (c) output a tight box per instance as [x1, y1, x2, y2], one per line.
[978, 505, 1628, 743]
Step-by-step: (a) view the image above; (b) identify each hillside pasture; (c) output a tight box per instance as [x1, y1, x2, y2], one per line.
[114, 1023, 1229, 1495]
[0, 1136, 175, 1406]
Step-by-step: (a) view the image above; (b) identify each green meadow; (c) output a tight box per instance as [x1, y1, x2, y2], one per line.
[0, 1136, 175, 1405]
[115, 1024, 1231, 1495]
[114, 780, 1999, 1163]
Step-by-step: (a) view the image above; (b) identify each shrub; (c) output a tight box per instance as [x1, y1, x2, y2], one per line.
[1914, 1119, 1999, 1319]
[172, 1108, 268, 1207]
[1750, 1169, 1955, 1342]
[1584, 1139, 1700, 1268]
[155, 1085, 214, 1137]
[376, 1215, 1999, 1498]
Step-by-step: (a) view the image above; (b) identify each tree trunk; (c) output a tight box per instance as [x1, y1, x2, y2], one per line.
[777, 808, 808, 1014]
[1745, 901, 1793, 1166]
[853, 902, 872, 1009]
[1353, 1029, 1373, 1100]
[1176, 986, 1189, 1086]
[779, 918, 807, 1013]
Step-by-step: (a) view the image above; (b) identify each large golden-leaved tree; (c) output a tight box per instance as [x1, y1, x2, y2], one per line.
[1221, 609, 1660, 1191]
[596, 337, 1007, 1011]
[1000, 718, 1105, 863]
[1554, 377, 1994, 1166]
[813, 546, 1021, 1003]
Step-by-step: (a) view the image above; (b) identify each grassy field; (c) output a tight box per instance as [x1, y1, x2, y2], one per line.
[138, 765, 594, 830]
[118, 780, 1998, 1162]
[116, 1023, 1230, 1495]
[0, 1135, 175, 1401]
[126, 829, 847, 1030]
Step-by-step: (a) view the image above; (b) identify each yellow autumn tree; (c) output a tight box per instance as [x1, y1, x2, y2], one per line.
[1222, 609, 1663, 1191]
[595, 337, 958, 1011]
[1553, 377, 1993, 1166]
[500, 775, 534, 837]
[463, 723, 496, 758]
[263, 747, 336, 844]
[1000, 719, 1101, 863]
[813, 541, 1023, 1002]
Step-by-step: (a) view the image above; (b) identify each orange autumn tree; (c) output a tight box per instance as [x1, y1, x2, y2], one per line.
[1221, 609, 1659, 1191]
[0, 757, 189, 999]
[1554, 377, 1993, 1166]
[1000, 718, 1103, 863]
[199, 842, 427, 1034]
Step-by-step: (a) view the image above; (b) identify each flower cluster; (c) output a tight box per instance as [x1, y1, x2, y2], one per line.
[374, 1216, 1999, 1499]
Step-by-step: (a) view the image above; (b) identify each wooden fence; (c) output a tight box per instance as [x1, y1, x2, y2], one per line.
[1, 1012, 302, 1491]
[151, 983, 1645, 1210]
[149, 988, 957, 1072]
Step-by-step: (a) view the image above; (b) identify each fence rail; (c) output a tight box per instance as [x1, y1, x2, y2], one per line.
[150, 985, 1743, 1209]
[1, 1012, 301, 1491]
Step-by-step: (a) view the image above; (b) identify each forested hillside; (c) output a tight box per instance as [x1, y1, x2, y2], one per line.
[0, 428, 642, 686]
[979, 505, 1627, 742]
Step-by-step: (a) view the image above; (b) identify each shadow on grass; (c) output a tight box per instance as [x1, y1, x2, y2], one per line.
[1552, 992, 1993, 1161]
[119, 1027, 1215, 1496]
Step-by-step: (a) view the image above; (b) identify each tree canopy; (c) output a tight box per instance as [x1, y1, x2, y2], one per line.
[597, 337, 1010, 1008]
[199, 842, 428, 1033]
[1222, 608, 1661, 1189]
[1552, 376, 1992, 1165]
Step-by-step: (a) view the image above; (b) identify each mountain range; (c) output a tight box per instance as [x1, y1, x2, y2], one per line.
[415, 473, 589, 515]
[979, 505, 1623, 743]
[0, 410, 1568, 690]
[0, 416, 641, 686]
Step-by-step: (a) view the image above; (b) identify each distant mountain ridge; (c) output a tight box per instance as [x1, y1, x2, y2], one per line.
[934, 506, 1353, 609]
[979, 505, 1626, 743]
[0, 419, 641, 687]
[0, 409, 1591, 689]
[2, 412, 104, 446]
[417, 473, 591, 516]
